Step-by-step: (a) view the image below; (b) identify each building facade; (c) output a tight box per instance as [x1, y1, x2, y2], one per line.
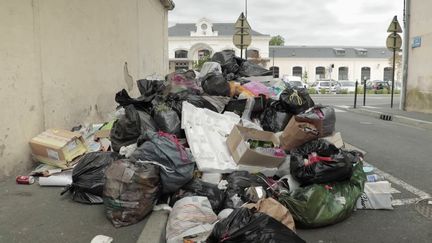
[0, 0, 174, 178]
[270, 46, 397, 84]
[404, 0, 432, 113]
[168, 18, 272, 71]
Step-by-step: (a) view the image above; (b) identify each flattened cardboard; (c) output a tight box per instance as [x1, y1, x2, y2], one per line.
[226, 125, 285, 168]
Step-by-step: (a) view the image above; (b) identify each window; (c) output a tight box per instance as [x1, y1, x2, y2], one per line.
[383, 67, 393, 81]
[247, 49, 260, 59]
[269, 66, 279, 78]
[333, 48, 346, 56]
[175, 50, 188, 59]
[292, 66, 303, 77]
[198, 49, 211, 59]
[355, 48, 368, 56]
[361, 67, 371, 82]
[175, 61, 189, 71]
[338, 67, 349, 80]
[316, 66, 325, 79]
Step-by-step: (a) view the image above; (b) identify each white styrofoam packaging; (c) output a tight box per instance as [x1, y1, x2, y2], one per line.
[356, 181, 394, 210]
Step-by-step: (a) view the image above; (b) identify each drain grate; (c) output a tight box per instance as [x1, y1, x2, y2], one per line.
[415, 198, 432, 219]
[379, 114, 393, 121]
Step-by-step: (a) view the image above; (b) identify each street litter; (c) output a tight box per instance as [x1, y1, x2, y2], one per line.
[25, 50, 382, 241]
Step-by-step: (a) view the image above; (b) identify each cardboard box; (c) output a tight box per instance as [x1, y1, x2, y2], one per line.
[29, 129, 87, 168]
[226, 125, 285, 168]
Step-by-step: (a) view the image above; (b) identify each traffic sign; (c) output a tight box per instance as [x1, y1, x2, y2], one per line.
[234, 13, 251, 30]
[387, 16, 402, 33]
[233, 13, 252, 52]
[386, 33, 402, 51]
[233, 30, 252, 49]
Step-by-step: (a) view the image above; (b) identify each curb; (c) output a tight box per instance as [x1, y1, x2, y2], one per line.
[137, 211, 169, 243]
[338, 107, 432, 130]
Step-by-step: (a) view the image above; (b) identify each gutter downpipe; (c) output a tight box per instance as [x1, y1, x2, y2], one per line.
[401, 0, 410, 110]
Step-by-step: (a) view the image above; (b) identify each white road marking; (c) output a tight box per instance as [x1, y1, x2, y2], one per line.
[345, 143, 431, 206]
[392, 198, 421, 206]
[335, 105, 351, 109]
[334, 109, 346, 113]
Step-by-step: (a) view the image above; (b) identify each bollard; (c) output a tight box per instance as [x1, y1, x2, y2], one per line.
[363, 78, 367, 106]
[354, 80, 358, 108]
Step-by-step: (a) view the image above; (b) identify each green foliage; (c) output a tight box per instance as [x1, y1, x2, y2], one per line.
[367, 90, 376, 94]
[269, 35, 285, 46]
[320, 88, 327, 94]
[339, 89, 348, 94]
[303, 71, 308, 82]
[382, 88, 389, 94]
[356, 86, 364, 94]
[193, 55, 211, 71]
[394, 89, 401, 94]
[308, 88, 317, 94]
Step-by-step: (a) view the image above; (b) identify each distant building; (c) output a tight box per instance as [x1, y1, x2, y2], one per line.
[403, 0, 432, 113]
[168, 18, 271, 71]
[270, 46, 397, 83]
[168, 18, 398, 86]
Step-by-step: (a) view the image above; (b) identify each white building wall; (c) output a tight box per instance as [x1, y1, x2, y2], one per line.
[0, 0, 170, 178]
[274, 58, 393, 84]
[169, 36, 271, 60]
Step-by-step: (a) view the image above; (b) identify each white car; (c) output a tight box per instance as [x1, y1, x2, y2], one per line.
[337, 81, 357, 93]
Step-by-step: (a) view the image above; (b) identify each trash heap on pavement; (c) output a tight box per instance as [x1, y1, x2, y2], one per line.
[25, 50, 394, 242]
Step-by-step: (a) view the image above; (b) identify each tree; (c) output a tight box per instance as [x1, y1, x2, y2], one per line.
[302, 71, 308, 83]
[269, 35, 285, 46]
[193, 54, 211, 71]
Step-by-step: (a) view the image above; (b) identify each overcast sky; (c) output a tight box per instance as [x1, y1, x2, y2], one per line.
[169, 0, 404, 46]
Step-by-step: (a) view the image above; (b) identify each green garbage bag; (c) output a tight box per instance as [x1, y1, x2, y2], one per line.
[278, 161, 366, 228]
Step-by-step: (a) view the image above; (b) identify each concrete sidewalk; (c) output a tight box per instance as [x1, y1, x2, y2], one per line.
[335, 105, 432, 130]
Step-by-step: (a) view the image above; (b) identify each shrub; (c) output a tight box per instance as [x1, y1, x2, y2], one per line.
[308, 88, 317, 94]
[339, 89, 348, 94]
[320, 88, 327, 94]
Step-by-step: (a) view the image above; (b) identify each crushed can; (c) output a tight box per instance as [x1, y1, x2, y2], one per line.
[16, 175, 35, 185]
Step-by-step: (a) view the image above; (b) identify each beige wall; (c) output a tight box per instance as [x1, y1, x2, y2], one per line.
[0, 0, 169, 178]
[406, 0, 432, 113]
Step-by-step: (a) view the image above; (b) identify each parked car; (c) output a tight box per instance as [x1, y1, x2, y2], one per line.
[282, 75, 307, 89]
[336, 81, 357, 93]
[311, 80, 334, 93]
[367, 80, 390, 90]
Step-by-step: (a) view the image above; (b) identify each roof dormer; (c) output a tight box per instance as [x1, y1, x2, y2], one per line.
[191, 18, 218, 37]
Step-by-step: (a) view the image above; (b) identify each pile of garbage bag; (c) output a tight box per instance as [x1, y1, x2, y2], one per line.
[28, 51, 377, 241]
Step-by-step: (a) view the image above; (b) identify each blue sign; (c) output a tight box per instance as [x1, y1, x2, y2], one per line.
[412, 36, 422, 48]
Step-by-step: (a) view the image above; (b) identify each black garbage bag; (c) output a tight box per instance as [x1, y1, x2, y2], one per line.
[136, 79, 166, 100]
[153, 104, 181, 137]
[239, 61, 273, 77]
[130, 131, 195, 194]
[290, 139, 354, 185]
[110, 105, 157, 152]
[104, 159, 160, 227]
[201, 72, 230, 96]
[164, 90, 219, 117]
[296, 105, 336, 137]
[115, 89, 153, 112]
[207, 207, 306, 243]
[260, 100, 293, 132]
[201, 95, 230, 113]
[170, 178, 225, 213]
[224, 171, 268, 209]
[211, 50, 241, 75]
[279, 87, 315, 115]
[224, 95, 266, 117]
[61, 152, 120, 204]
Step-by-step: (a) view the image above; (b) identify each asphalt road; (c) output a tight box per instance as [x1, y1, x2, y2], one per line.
[296, 95, 432, 242]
